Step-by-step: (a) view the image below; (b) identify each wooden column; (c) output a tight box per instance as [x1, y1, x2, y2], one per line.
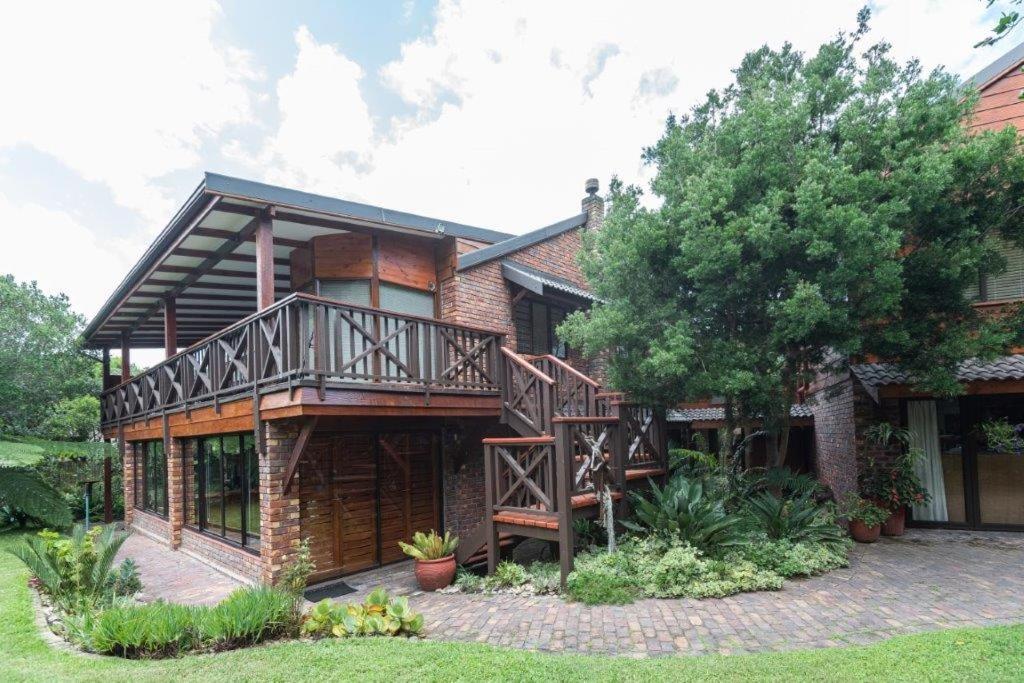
[120, 331, 131, 382]
[101, 347, 111, 390]
[255, 208, 275, 310]
[103, 443, 113, 523]
[163, 296, 177, 359]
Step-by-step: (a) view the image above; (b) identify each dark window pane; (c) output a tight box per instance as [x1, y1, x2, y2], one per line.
[245, 439, 260, 549]
[205, 438, 224, 535]
[531, 302, 549, 355]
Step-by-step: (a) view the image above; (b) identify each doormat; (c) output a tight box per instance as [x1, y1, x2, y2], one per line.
[305, 581, 356, 601]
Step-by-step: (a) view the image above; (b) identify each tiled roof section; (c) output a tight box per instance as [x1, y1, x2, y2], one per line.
[852, 355, 1024, 388]
[501, 260, 597, 302]
[667, 404, 814, 423]
[457, 213, 588, 270]
[961, 41, 1024, 91]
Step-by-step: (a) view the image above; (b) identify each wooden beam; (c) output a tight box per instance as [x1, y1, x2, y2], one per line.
[173, 248, 289, 267]
[101, 347, 111, 390]
[163, 296, 177, 359]
[143, 278, 289, 293]
[193, 226, 307, 250]
[283, 416, 318, 493]
[255, 208, 275, 310]
[120, 331, 131, 382]
[157, 264, 289, 281]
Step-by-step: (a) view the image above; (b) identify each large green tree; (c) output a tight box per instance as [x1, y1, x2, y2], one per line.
[0, 275, 96, 436]
[562, 13, 1024, 467]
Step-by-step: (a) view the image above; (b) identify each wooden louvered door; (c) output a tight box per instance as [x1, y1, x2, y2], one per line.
[299, 430, 439, 582]
[378, 432, 440, 564]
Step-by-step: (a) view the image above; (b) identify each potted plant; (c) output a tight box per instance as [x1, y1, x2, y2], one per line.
[839, 494, 888, 543]
[398, 530, 459, 591]
[861, 450, 930, 536]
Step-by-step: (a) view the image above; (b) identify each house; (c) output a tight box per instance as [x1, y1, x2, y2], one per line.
[88, 174, 666, 586]
[808, 44, 1024, 531]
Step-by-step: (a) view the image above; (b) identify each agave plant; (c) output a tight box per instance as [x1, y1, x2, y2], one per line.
[744, 491, 846, 544]
[397, 530, 458, 561]
[8, 523, 128, 612]
[621, 476, 745, 554]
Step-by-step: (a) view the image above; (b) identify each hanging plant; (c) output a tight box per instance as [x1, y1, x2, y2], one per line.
[979, 419, 1024, 455]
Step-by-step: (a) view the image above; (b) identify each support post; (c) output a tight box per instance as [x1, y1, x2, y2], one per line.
[255, 207, 275, 310]
[163, 296, 177, 359]
[103, 441, 113, 523]
[120, 331, 131, 382]
[555, 422, 575, 588]
[101, 347, 111, 390]
[483, 444, 498, 574]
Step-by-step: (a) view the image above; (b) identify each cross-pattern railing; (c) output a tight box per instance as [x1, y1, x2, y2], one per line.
[101, 292, 504, 426]
[526, 354, 600, 417]
[500, 348, 555, 436]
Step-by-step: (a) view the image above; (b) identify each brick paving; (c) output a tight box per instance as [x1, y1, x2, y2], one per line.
[117, 532, 242, 606]
[120, 528, 1024, 656]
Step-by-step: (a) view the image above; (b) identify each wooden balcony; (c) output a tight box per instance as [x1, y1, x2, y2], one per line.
[100, 292, 503, 428]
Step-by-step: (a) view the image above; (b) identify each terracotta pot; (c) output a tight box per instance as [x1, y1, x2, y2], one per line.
[849, 520, 881, 543]
[414, 555, 456, 591]
[881, 507, 906, 536]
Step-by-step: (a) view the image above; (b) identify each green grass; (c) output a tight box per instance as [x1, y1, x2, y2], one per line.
[1, 530, 1022, 682]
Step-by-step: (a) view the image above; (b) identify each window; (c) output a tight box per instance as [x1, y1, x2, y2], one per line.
[379, 281, 435, 318]
[966, 237, 1024, 302]
[514, 298, 569, 358]
[318, 279, 371, 306]
[132, 441, 167, 516]
[190, 434, 260, 551]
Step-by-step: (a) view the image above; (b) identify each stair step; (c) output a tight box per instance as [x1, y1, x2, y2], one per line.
[461, 533, 516, 567]
[625, 467, 666, 481]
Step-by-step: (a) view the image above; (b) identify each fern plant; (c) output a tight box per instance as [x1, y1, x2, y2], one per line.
[622, 476, 745, 554]
[744, 492, 846, 544]
[397, 530, 458, 560]
[8, 523, 128, 612]
[0, 465, 72, 528]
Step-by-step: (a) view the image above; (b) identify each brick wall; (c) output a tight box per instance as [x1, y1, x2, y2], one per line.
[120, 433, 133, 526]
[260, 420, 302, 585]
[131, 509, 170, 545]
[807, 372, 858, 501]
[442, 418, 511, 538]
[180, 527, 261, 584]
[166, 437, 185, 549]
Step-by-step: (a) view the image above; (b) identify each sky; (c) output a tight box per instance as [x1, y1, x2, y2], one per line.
[0, 1, 1016, 365]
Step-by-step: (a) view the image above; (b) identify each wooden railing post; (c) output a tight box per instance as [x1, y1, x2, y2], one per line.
[483, 443, 498, 574]
[554, 421, 575, 588]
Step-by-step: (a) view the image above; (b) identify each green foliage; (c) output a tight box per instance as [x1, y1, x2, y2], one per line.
[279, 538, 315, 600]
[565, 551, 640, 605]
[0, 466, 72, 528]
[106, 558, 141, 598]
[300, 589, 424, 639]
[976, 0, 1023, 47]
[572, 518, 606, 550]
[484, 560, 529, 590]
[838, 494, 889, 527]
[76, 586, 297, 658]
[561, 12, 1024, 467]
[860, 451, 931, 510]
[397, 529, 458, 561]
[645, 544, 783, 599]
[744, 492, 846, 544]
[979, 418, 1024, 453]
[38, 397, 100, 442]
[0, 276, 97, 436]
[739, 539, 852, 578]
[621, 475, 745, 553]
[668, 447, 718, 474]
[8, 524, 126, 612]
[453, 566, 485, 593]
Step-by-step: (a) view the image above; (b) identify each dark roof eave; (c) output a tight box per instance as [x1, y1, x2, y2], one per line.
[457, 212, 588, 271]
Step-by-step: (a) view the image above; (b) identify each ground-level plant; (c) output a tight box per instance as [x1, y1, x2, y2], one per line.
[301, 588, 423, 638]
[839, 494, 888, 543]
[399, 529, 459, 591]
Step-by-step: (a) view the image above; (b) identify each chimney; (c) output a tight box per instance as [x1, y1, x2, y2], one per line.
[582, 177, 604, 230]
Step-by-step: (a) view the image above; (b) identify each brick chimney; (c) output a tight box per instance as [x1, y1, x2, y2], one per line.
[582, 177, 604, 230]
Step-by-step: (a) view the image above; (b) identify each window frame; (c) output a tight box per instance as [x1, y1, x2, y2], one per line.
[132, 440, 168, 518]
[189, 433, 261, 553]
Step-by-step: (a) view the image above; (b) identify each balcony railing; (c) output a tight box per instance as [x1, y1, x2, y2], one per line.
[101, 292, 504, 426]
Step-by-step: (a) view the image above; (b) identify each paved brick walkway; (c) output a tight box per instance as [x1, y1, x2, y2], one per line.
[120, 528, 1024, 656]
[117, 533, 241, 606]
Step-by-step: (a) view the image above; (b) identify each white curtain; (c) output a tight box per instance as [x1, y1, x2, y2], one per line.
[908, 400, 949, 522]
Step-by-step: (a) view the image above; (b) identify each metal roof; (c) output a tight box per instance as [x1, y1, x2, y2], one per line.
[458, 212, 588, 270]
[667, 404, 814, 423]
[82, 172, 516, 348]
[851, 355, 1024, 388]
[501, 260, 596, 302]
[962, 40, 1024, 91]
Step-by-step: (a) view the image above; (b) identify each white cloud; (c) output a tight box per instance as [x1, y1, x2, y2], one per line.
[253, 0, 1004, 234]
[0, 0, 259, 224]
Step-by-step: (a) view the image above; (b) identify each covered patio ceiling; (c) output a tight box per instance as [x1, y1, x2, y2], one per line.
[83, 173, 512, 350]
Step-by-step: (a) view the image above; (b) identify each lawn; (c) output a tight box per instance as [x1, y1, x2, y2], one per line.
[1, 532, 1022, 682]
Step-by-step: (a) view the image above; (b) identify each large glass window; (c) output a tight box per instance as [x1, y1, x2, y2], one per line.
[132, 440, 167, 517]
[190, 434, 260, 551]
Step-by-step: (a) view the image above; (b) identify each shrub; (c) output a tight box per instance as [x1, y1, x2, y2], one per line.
[9, 524, 128, 612]
[453, 567, 484, 593]
[106, 558, 142, 598]
[838, 494, 889, 527]
[77, 586, 299, 658]
[566, 552, 639, 605]
[279, 538, 315, 600]
[300, 588, 423, 638]
[524, 562, 561, 594]
[397, 530, 458, 561]
[738, 539, 851, 578]
[622, 476, 745, 553]
[644, 544, 783, 599]
[744, 492, 846, 544]
[483, 560, 529, 590]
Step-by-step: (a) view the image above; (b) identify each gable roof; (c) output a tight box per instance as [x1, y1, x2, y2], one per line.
[962, 41, 1024, 91]
[501, 260, 596, 302]
[457, 212, 588, 270]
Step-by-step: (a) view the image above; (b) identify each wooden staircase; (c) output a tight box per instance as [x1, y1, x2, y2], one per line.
[454, 349, 668, 586]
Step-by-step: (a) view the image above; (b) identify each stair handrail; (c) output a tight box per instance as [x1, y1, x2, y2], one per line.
[524, 353, 600, 388]
[501, 347, 555, 385]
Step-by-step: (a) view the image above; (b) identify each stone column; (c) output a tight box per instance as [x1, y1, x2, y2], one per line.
[120, 431, 133, 526]
[260, 419, 303, 585]
[166, 437, 186, 549]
